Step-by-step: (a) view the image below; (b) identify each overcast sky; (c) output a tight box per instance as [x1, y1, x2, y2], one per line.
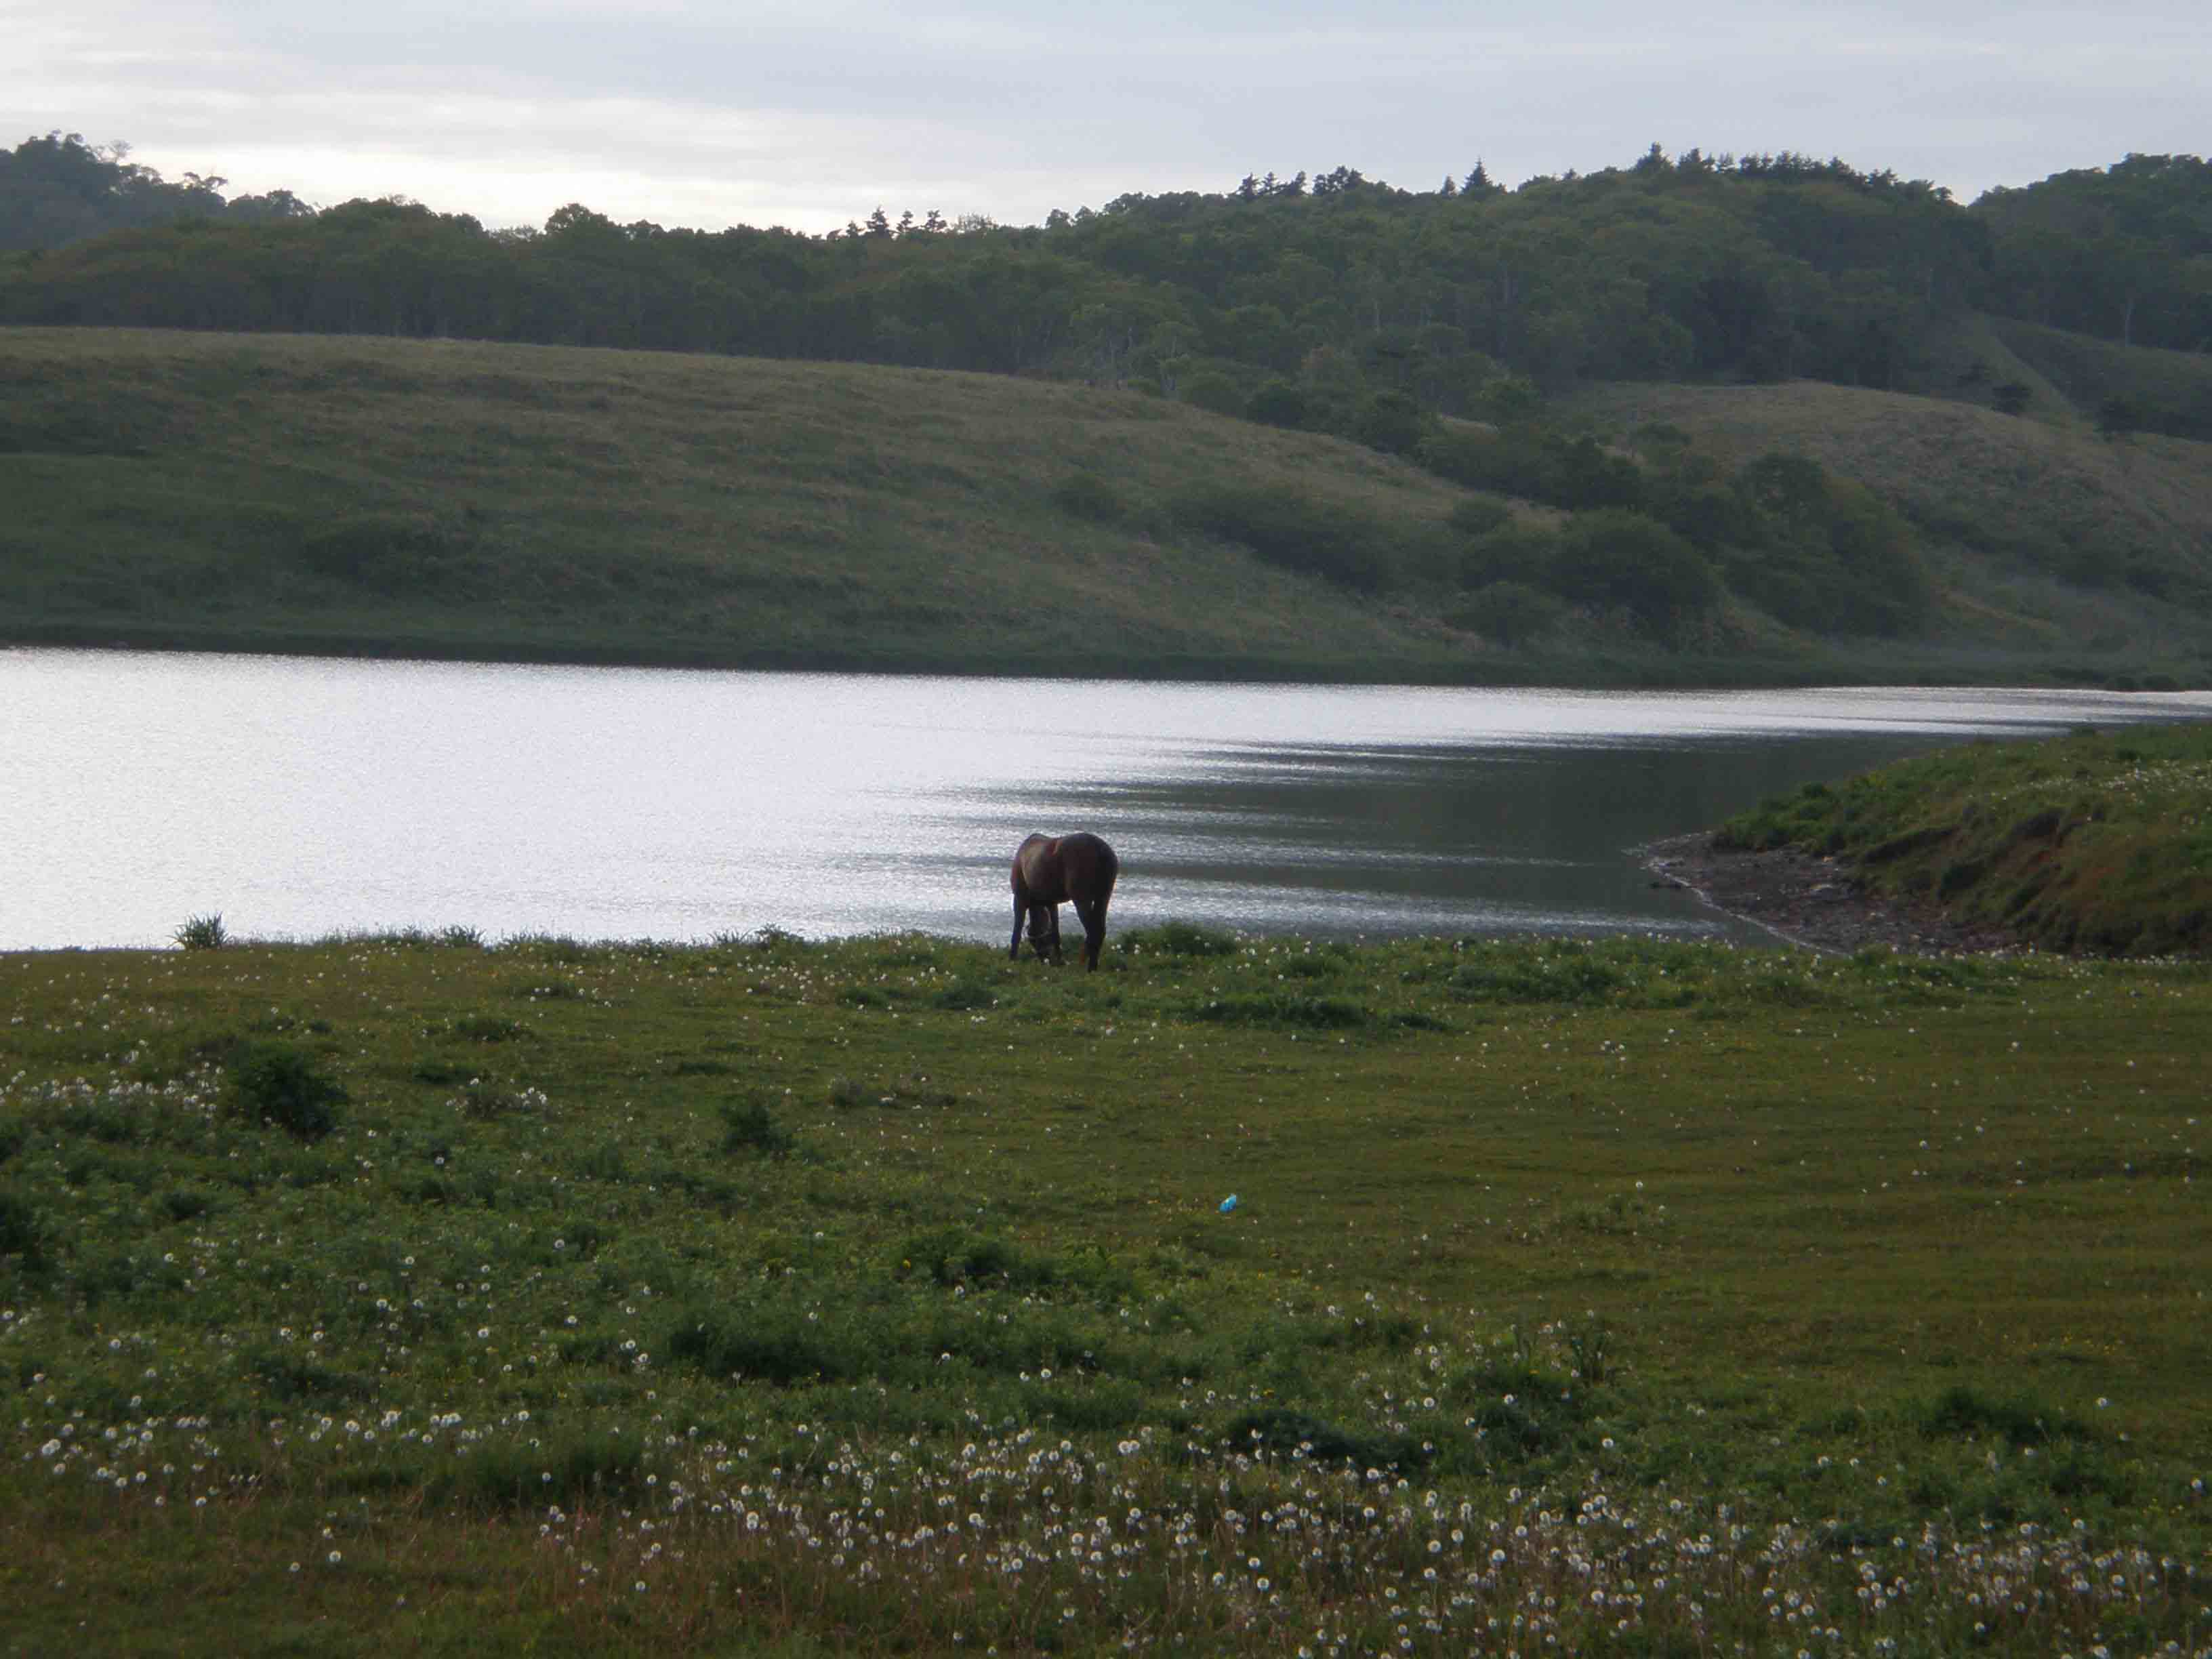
[9, 1, 2207, 234]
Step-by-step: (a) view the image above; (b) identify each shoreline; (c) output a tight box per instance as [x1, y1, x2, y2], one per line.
[1639, 832, 2026, 956]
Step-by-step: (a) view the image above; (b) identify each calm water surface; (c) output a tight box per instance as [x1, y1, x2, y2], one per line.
[5, 647, 2209, 951]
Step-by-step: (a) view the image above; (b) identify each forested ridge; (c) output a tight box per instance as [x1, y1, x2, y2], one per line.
[5, 134, 2208, 428]
[5, 135, 2210, 682]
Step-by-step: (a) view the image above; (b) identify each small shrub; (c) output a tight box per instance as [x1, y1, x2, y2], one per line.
[1387, 1010, 1451, 1031]
[1179, 369, 1247, 417]
[1120, 920, 1240, 958]
[441, 1430, 649, 1511]
[1564, 1315, 1614, 1384]
[1447, 494, 1513, 539]
[505, 977, 586, 1001]
[665, 1303, 861, 1385]
[452, 1013, 531, 1042]
[224, 1041, 346, 1140]
[1448, 579, 1564, 647]
[1456, 524, 1561, 589]
[159, 1187, 216, 1223]
[1353, 389, 1431, 455]
[250, 1350, 373, 1404]
[458, 1081, 545, 1120]
[1920, 1383, 2099, 1448]
[1049, 471, 1127, 523]
[930, 981, 995, 1010]
[720, 1097, 794, 1158]
[1170, 481, 1395, 593]
[1191, 994, 1370, 1030]
[830, 1073, 956, 1111]
[1451, 945, 1626, 1005]
[1227, 1406, 1424, 1471]
[173, 912, 226, 951]
[1246, 378, 1309, 428]
[0, 1191, 48, 1269]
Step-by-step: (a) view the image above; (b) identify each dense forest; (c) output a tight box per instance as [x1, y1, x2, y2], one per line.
[4, 133, 2207, 441]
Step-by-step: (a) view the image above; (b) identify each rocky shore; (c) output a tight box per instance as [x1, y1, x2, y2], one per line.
[1639, 832, 2024, 957]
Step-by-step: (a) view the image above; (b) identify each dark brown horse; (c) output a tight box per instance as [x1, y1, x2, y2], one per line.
[1010, 832, 1119, 970]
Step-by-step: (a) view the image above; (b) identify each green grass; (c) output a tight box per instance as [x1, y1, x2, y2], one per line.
[3, 926, 2208, 1654]
[1720, 721, 2212, 954]
[5, 324, 2210, 687]
[1564, 370, 2212, 681]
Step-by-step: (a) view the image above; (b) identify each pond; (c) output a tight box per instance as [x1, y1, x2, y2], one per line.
[5, 647, 2207, 951]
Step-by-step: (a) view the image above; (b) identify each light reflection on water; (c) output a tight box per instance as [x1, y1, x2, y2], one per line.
[5, 648, 2208, 951]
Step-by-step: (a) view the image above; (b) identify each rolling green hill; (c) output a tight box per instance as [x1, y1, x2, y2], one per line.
[2, 327, 1471, 680]
[4, 325, 2210, 684]
[1561, 365, 2212, 677]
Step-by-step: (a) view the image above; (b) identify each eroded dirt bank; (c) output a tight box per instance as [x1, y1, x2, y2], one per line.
[1639, 832, 2025, 956]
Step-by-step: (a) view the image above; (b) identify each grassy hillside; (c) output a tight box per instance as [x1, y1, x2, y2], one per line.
[1566, 369, 2212, 678]
[5, 325, 2211, 684]
[1990, 316, 2212, 441]
[1717, 722, 2212, 954]
[2, 327, 1473, 680]
[2, 927, 2207, 1654]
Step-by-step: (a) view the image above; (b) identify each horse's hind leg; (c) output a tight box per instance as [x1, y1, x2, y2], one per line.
[1045, 905, 1064, 965]
[1077, 894, 1110, 970]
[1010, 896, 1028, 961]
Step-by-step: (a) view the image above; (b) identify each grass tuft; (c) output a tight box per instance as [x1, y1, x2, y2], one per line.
[172, 912, 227, 950]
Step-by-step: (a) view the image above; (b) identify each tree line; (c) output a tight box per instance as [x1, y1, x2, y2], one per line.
[2, 132, 2205, 427]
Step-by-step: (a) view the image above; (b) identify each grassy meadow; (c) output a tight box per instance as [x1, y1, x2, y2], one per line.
[5, 324, 2209, 687]
[3, 920, 2208, 1656]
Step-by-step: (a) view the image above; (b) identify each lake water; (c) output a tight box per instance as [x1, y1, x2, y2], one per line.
[5, 647, 2209, 952]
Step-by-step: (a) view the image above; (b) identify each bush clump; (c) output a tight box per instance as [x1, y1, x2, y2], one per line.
[1170, 482, 1396, 593]
[1549, 510, 1721, 638]
[720, 1096, 794, 1158]
[1049, 471, 1128, 523]
[1447, 579, 1565, 647]
[1120, 920, 1240, 958]
[224, 1040, 346, 1139]
[0, 1191, 49, 1270]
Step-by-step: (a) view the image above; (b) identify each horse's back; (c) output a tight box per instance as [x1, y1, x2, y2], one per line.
[1061, 832, 1118, 897]
[1011, 832, 1116, 903]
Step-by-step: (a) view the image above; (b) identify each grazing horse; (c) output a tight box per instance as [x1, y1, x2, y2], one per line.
[1010, 832, 1118, 970]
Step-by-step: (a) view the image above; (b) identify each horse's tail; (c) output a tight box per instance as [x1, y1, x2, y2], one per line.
[1093, 837, 1120, 901]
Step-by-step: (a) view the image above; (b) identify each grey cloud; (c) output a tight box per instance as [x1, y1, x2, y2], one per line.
[7, 0, 2205, 230]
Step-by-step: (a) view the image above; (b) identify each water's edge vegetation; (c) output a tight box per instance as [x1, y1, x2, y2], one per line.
[1718, 722, 2212, 956]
